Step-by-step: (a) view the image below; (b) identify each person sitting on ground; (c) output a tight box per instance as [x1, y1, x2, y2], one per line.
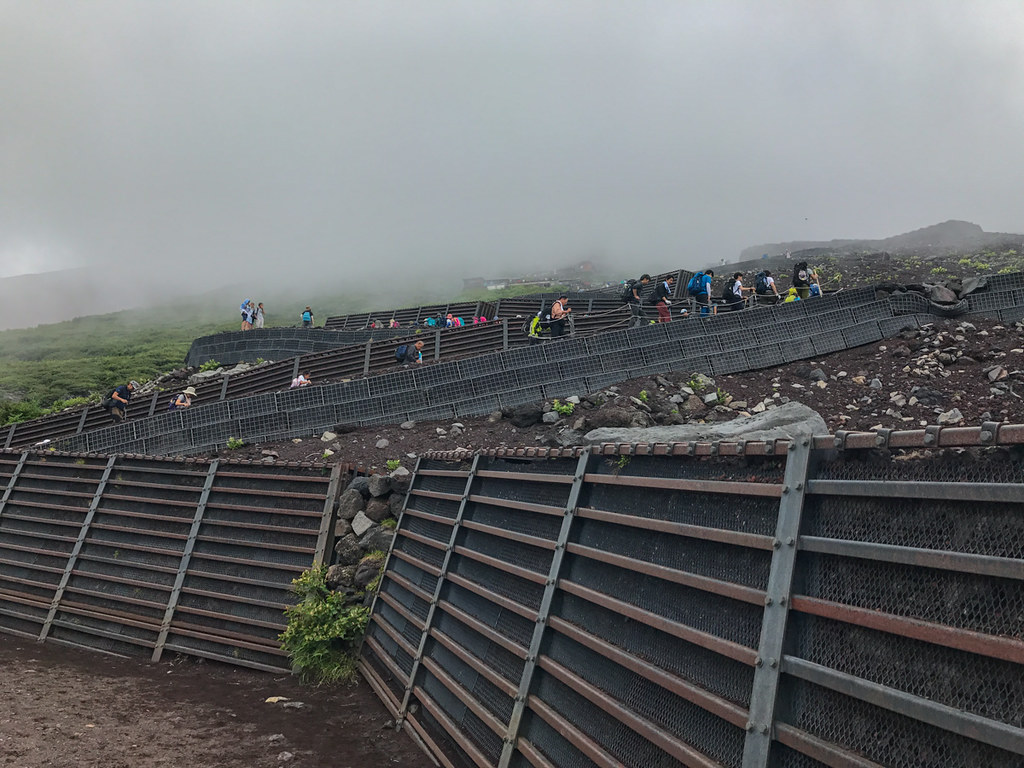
[301, 306, 314, 328]
[722, 272, 751, 312]
[398, 340, 426, 364]
[622, 273, 652, 327]
[290, 373, 312, 388]
[169, 386, 197, 410]
[654, 276, 675, 323]
[102, 380, 139, 423]
[791, 262, 818, 300]
[548, 294, 571, 338]
[754, 270, 780, 303]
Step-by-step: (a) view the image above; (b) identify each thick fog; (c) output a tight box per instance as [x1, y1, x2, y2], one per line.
[2, 1, 1023, 305]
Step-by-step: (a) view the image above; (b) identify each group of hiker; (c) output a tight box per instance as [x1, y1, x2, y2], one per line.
[100, 381, 198, 424]
[684, 262, 822, 316]
[371, 314, 490, 330]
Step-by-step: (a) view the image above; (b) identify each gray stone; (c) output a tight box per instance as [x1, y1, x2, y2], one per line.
[364, 497, 391, 523]
[375, 438, 389, 449]
[685, 395, 706, 412]
[486, 410, 503, 423]
[927, 284, 958, 304]
[333, 534, 361, 565]
[334, 518, 352, 539]
[359, 526, 395, 554]
[336, 488, 365, 521]
[542, 411, 561, 424]
[572, 416, 588, 432]
[351, 511, 374, 537]
[261, 449, 279, 458]
[368, 474, 392, 497]
[388, 492, 406, 516]
[809, 369, 827, 382]
[587, 406, 643, 429]
[937, 408, 964, 425]
[325, 564, 355, 590]
[320, 431, 337, 442]
[510, 405, 544, 428]
[346, 476, 371, 497]
[390, 465, 411, 478]
[556, 429, 583, 447]
[583, 401, 829, 445]
[565, 395, 581, 404]
[702, 392, 719, 405]
[354, 555, 386, 589]
[869, 378, 882, 389]
[400, 421, 416, 430]
[389, 472, 411, 494]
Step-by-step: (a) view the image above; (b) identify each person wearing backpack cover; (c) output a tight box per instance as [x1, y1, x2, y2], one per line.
[653, 276, 675, 322]
[791, 262, 818, 300]
[301, 306, 314, 328]
[396, 340, 425, 364]
[754, 269, 780, 304]
[101, 380, 139, 423]
[686, 270, 715, 316]
[168, 386, 197, 410]
[621, 274, 651, 327]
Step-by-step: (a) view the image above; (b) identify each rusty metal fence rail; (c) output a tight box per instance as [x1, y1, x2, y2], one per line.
[0, 450, 347, 672]
[362, 436, 1024, 767]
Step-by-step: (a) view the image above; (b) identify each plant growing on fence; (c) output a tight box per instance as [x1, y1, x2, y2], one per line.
[279, 563, 370, 685]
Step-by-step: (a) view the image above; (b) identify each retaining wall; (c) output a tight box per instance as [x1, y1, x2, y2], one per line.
[0, 450, 348, 672]
[362, 431, 1024, 768]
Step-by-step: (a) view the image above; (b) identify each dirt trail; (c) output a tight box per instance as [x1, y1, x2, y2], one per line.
[0, 639, 432, 768]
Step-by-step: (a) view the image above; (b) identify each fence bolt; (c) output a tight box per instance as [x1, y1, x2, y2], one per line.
[786, 537, 795, 546]
[528, 654, 536, 662]
[801, 438, 809, 447]
[755, 656, 763, 667]
[794, 482, 803, 490]
[546, 578, 555, 585]
[760, 724, 770, 735]
[765, 597, 774, 606]
[782, 485, 790, 494]
[769, 658, 778, 668]
[788, 442, 796, 451]
[772, 538, 781, 549]
[746, 721, 756, 732]
[779, 596, 786, 605]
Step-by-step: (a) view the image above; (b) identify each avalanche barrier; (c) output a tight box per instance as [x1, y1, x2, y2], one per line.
[0, 450, 350, 672]
[361, 427, 1024, 768]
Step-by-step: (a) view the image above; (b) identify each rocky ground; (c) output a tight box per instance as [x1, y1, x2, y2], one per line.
[216, 316, 1024, 471]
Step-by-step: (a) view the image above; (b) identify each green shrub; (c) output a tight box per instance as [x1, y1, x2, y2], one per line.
[381, 518, 397, 529]
[226, 437, 244, 450]
[199, 359, 221, 372]
[385, 459, 401, 471]
[279, 564, 369, 685]
[551, 399, 575, 416]
[637, 390, 648, 403]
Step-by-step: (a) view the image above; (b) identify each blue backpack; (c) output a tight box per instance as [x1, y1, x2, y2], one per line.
[686, 272, 705, 295]
[395, 344, 408, 362]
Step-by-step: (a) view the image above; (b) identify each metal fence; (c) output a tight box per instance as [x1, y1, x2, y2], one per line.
[362, 428, 1024, 768]
[0, 450, 347, 672]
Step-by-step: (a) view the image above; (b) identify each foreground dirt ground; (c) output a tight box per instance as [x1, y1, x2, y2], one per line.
[0, 640, 432, 768]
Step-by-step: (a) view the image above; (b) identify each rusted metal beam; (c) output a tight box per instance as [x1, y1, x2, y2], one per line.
[526, 694, 624, 768]
[807, 479, 1024, 504]
[460, 519, 557, 551]
[467, 493, 565, 517]
[584, 473, 783, 498]
[436, 598, 529, 659]
[450, 546, 549, 586]
[774, 723, 886, 768]
[575, 506, 776, 551]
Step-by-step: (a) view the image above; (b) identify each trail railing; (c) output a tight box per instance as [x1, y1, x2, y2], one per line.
[362, 427, 1024, 768]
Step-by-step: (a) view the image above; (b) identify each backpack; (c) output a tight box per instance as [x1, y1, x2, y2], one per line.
[685, 272, 704, 296]
[395, 344, 408, 362]
[168, 395, 180, 411]
[302, 310, 312, 322]
[101, 389, 116, 410]
[620, 279, 638, 302]
[755, 271, 769, 294]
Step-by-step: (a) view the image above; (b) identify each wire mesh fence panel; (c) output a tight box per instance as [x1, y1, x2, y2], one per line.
[744, 342, 785, 370]
[878, 315, 920, 337]
[780, 336, 816, 364]
[457, 352, 508, 378]
[836, 285, 878, 308]
[320, 378, 370, 405]
[983, 271, 1024, 292]
[711, 350, 750, 376]
[840, 320, 883, 348]
[452, 395, 501, 418]
[810, 332, 846, 356]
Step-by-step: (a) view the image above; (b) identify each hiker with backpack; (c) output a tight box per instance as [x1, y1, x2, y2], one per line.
[240, 300, 254, 331]
[548, 294, 571, 338]
[396, 340, 425, 364]
[301, 306, 314, 328]
[792, 262, 818, 300]
[290, 373, 312, 388]
[654, 276, 675, 322]
[686, 270, 715, 316]
[722, 272, 751, 312]
[754, 270, 780, 304]
[168, 386, 197, 411]
[101, 380, 139, 423]
[621, 274, 651, 327]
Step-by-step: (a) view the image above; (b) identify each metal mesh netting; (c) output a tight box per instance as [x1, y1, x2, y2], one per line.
[795, 552, 1024, 639]
[409, 492, 461, 518]
[420, 669, 504, 764]
[380, 578, 430, 622]
[572, 517, 772, 590]
[589, 453, 787, 484]
[767, 743, 831, 768]
[448, 555, 546, 612]
[362, 642, 406, 702]
[788, 613, 1024, 728]
[428, 640, 514, 723]
[474, 476, 571, 509]
[464, 501, 564, 542]
[561, 553, 763, 650]
[482, 456, 580, 476]
[432, 607, 525, 687]
[530, 672, 696, 768]
[377, 600, 423, 648]
[544, 631, 745, 767]
[367, 619, 415, 676]
[582, 480, 780, 537]
[413, 706, 479, 768]
[445, 582, 534, 648]
[458, 528, 553, 575]
[517, 709, 605, 768]
[815, 453, 1024, 484]
[403, 514, 453, 545]
[393, 535, 446, 571]
[802, 494, 1024, 559]
[555, 592, 753, 707]
[777, 678, 1020, 768]
[390, 554, 439, 594]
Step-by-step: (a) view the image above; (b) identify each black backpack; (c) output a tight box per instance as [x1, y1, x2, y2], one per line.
[395, 344, 408, 362]
[619, 279, 638, 303]
[755, 271, 769, 294]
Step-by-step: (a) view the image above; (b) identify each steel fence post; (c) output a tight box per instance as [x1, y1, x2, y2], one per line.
[77, 407, 90, 433]
[742, 438, 813, 768]
[502, 319, 509, 351]
[363, 341, 372, 375]
[434, 328, 441, 361]
[314, 463, 345, 564]
[395, 455, 479, 725]
[152, 458, 219, 661]
[4, 424, 16, 450]
[0, 451, 30, 522]
[39, 454, 118, 642]
[292, 356, 302, 380]
[497, 450, 590, 768]
[219, 375, 230, 401]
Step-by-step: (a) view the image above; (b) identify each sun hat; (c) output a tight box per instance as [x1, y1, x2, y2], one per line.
[182, 386, 197, 396]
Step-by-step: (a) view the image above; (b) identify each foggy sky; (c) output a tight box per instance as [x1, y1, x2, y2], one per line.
[2, 1, 1023, 291]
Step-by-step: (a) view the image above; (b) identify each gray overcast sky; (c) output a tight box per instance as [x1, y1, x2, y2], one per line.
[2, 0, 1023, 287]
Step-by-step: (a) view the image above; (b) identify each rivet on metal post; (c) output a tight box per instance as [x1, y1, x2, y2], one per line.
[782, 486, 790, 494]
[779, 596, 787, 605]
[794, 482, 803, 491]
[760, 725, 769, 735]
[765, 597, 774, 606]
[755, 656, 763, 667]
[769, 658, 778, 668]
[746, 721, 756, 732]
[772, 538, 781, 549]
[786, 537, 795, 546]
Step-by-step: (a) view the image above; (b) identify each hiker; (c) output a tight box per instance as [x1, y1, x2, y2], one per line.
[396, 340, 425, 364]
[102, 380, 138, 423]
[169, 386, 197, 410]
[792, 262, 818, 300]
[754, 270, 780, 304]
[621, 274, 651, 327]
[301, 306, 314, 328]
[240, 300, 254, 331]
[290, 373, 312, 388]
[687, 270, 715, 316]
[389, 318, 400, 329]
[654, 276, 675, 322]
[722, 272, 750, 312]
[548, 294, 571, 338]
[253, 302, 265, 329]
[782, 287, 801, 303]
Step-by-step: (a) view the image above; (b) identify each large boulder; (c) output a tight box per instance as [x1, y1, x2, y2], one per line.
[354, 554, 386, 589]
[336, 489, 365, 521]
[346, 476, 371, 498]
[587, 406, 652, 429]
[364, 497, 392, 523]
[333, 534, 361, 565]
[388, 492, 406, 517]
[351, 511, 375, 538]
[583, 401, 828, 445]
[368, 475, 392, 497]
[509, 405, 544, 428]
[360, 526, 395, 554]
[325, 564, 356, 590]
